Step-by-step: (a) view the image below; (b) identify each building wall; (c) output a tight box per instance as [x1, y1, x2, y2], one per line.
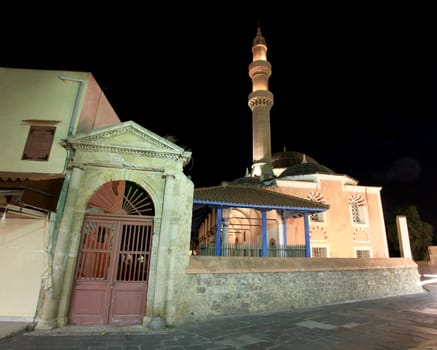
[182, 256, 422, 323]
[360, 184, 389, 257]
[0, 67, 122, 325]
[0, 217, 52, 320]
[0, 68, 86, 173]
[275, 175, 388, 258]
[0, 67, 120, 174]
[76, 73, 121, 133]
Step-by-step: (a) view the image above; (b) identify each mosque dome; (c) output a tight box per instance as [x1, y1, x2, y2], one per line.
[272, 151, 336, 177]
[231, 175, 276, 187]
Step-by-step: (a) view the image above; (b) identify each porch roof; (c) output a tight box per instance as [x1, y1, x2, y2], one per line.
[0, 172, 64, 212]
[193, 183, 329, 213]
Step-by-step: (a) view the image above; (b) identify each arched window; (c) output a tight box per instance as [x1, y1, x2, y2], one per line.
[87, 181, 154, 216]
[348, 194, 367, 225]
[307, 191, 326, 222]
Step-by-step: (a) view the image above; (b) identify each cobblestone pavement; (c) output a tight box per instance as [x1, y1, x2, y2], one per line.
[1, 288, 437, 350]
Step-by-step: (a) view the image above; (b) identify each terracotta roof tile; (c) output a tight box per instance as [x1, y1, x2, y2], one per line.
[194, 183, 329, 212]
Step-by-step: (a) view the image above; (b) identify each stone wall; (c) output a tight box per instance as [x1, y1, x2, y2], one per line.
[181, 256, 423, 323]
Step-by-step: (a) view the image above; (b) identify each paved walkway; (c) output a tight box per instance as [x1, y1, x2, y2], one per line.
[1, 287, 437, 349]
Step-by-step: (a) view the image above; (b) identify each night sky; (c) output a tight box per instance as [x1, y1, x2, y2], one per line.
[1, 8, 434, 233]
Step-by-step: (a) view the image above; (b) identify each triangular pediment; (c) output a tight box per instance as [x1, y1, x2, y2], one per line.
[64, 120, 191, 166]
[68, 120, 184, 152]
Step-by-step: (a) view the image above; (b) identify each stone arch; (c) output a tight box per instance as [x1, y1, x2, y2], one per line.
[86, 180, 155, 216]
[229, 208, 261, 245]
[75, 170, 164, 219]
[38, 121, 193, 329]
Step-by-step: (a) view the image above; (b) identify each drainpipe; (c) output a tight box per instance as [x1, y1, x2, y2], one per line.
[53, 73, 86, 236]
[37, 75, 86, 328]
[58, 74, 86, 137]
[47, 75, 86, 254]
[50, 74, 85, 246]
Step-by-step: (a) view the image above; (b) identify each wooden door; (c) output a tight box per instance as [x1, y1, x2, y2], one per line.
[69, 214, 153, 325]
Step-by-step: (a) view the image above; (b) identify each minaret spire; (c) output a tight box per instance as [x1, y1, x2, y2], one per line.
[248, 25, 274, 181]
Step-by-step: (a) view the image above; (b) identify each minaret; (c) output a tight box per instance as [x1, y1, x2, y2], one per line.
[248, 26, 274, 181]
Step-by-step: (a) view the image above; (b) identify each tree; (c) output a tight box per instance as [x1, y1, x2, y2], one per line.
[385, 205, 434, 261]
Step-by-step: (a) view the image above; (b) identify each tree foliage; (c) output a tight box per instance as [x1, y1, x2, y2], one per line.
[385, 205, 434, 261]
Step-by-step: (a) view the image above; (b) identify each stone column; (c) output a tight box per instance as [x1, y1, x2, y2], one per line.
[36, 166, 83, 330]
[396, 215, 413, 259]
[148, 171, 175, 329]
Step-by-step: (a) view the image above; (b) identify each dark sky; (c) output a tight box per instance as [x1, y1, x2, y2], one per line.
[1, 7, 435, 232]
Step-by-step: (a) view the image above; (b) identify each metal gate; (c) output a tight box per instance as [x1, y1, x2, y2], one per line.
[69, 214, 153, 325]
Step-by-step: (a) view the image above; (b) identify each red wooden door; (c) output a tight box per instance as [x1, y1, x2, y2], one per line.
[69, 214, 153, 325]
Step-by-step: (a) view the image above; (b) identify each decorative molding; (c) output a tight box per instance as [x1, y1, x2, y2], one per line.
[309, 225, 328, 240]
[75, 126, 177, 151]
[21, 119, 61, 126]
[353, 227, 370, 241]
[63, 123, 192, 167]
[248, 96, 273, 109]
[349, 194, 366, 206]
[69, 142, 189, 161]
[72, 162, 166, 172]
[307, 191, 325, 204]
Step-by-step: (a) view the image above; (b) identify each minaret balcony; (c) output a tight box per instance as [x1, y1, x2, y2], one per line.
[248, 90, 273, 109]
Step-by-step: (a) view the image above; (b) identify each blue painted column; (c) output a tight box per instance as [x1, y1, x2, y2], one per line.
[262, 211, 267, 257]
[304, 213, 311, 257]
[216, 207, 222, 256]
[282, 214, 287, 247]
